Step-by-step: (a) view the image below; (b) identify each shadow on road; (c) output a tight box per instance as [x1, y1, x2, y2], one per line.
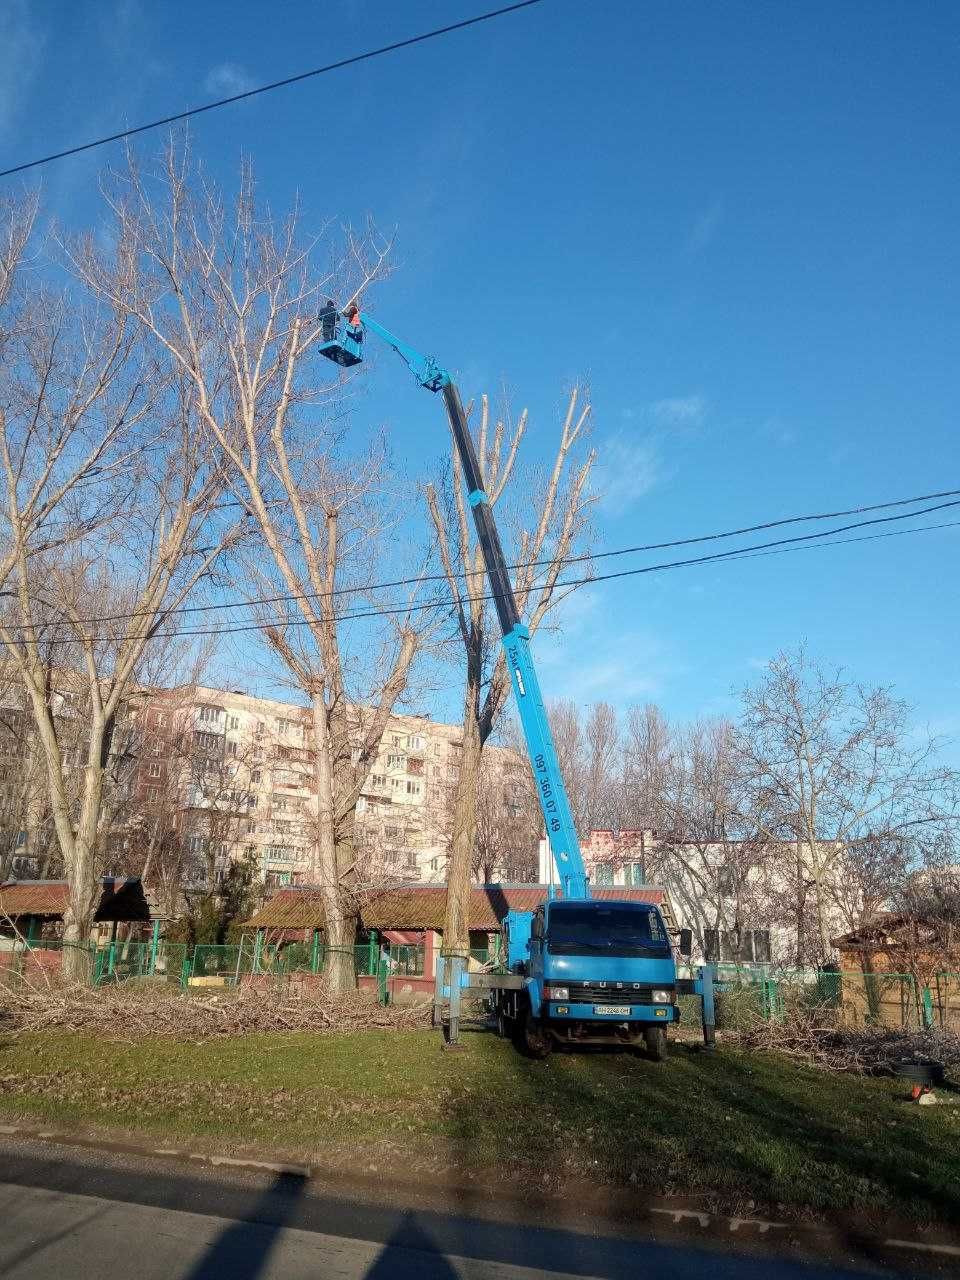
[362, 1211, 459, 1278]
[183, 1171, 307, 1280]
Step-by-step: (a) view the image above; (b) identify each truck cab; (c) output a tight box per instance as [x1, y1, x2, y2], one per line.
[497, 899, 687, 1059]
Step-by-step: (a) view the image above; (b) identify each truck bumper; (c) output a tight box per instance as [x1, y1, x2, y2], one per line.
[546, 1001, 679, 1024]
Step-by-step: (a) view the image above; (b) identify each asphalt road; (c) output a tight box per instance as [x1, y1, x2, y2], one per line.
[0, 1137, 948, 1279]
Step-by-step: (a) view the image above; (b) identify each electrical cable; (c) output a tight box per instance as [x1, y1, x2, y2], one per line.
[0, 1, 547, 180]
[8, 510, 958, 647]
[9, 487, 960, 633]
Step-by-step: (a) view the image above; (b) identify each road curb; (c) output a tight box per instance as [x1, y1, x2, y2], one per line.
[3, 1121, 959, 1262]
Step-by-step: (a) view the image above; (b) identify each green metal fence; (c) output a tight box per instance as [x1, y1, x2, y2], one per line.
[701, 965, 928, 1031]
[0, 938, 98, 985]
[93, 940, 189, 985]
[3, 938, 954, 1029]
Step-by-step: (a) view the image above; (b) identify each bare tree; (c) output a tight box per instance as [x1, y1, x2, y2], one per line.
[736, 648, 960, 961]
[75, 144, 432, 991]
[472, 747, 541, 883]
[623, 703, 673, 831]
[546, 699, 587, 833]
[426, 389, 595, 953]
[644, 718, 774, 960]
[0, 187, 240, 975]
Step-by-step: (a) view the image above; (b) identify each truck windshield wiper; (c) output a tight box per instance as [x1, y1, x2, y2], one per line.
[550, 940, 608, 950]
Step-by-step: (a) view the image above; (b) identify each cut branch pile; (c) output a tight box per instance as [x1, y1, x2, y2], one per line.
[739, 1006, 960, 1075]
[0, 980, 431, 1042]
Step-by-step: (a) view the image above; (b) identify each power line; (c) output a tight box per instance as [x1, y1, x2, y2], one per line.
[12, 487, 960, 633]
[0, 2, 546, 180]
[10, 511, 958, 648]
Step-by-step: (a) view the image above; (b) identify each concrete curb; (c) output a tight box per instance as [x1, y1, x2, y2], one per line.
[2, 1121, 958, 1262]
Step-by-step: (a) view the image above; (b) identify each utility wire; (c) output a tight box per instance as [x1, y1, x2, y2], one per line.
[11, 511, 958, 648]
[0, 1, 546, 180]
[11, 487, 960, 633]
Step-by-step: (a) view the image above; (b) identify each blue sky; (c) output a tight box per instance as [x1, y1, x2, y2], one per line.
[2, 1, 958, 743]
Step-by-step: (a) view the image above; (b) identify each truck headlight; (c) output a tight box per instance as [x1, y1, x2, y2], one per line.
[651, 989, 671, 1003]
[544, 985, 569, 1001]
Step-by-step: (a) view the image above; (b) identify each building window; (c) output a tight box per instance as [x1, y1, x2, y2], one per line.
[250, 769, 261, 784]
[146, 761, 162, 779]
[387, 753, 404, 769]
[197, 704, 221, 723]
[407, 734, 424, 751]
[356, 796, 367, 814]
[155, 713, 166, 728]
[145, 785, 160, 801]
[592, 863, 614, 886]
[195, 731, 222, 753]
[717, 868, 737, 897]
[391, 734, 402, 746]
[371, 774, 386, 788]
[226, 740, 238, 757]
[405, 780, 421, 796]
[624, 862, 645, 887]
[228, 714, 240, 730]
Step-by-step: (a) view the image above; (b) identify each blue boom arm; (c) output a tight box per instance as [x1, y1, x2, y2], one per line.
[347, 311, 589, 900]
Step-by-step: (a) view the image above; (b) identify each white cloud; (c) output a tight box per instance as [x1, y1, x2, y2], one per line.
[651, 394, 707, 428]
[598, 395, 706, 513]
[593, 433, 661, 516]
[687, 197, 724, 254]
[537, 591, 679, 705]
[204, 63, 255, 97]
[758, 415, 797, 447]
[0, 1, 44, 138]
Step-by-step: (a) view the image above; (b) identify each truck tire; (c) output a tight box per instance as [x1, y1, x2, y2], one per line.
[522, 1009, 553, 1059]
[644, 1026, 667, 1061]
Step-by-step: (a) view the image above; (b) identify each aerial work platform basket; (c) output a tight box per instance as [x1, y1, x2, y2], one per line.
[317, 303, 364, 368]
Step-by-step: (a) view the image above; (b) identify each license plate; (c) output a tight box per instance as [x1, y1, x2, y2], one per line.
[594, 1004, 631, 1016]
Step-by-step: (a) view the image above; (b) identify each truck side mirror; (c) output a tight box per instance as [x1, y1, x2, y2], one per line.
[678, 929, 693, 958]
[531, 914, 544, 941]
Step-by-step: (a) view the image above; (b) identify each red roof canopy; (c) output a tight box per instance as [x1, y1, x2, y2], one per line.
[243, 882, 673, 932]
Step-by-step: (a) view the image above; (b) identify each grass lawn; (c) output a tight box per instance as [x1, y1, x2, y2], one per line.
[1, 1029, 958, 1226]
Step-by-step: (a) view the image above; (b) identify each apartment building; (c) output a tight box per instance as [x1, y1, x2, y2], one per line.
[137, 684, 524, 889]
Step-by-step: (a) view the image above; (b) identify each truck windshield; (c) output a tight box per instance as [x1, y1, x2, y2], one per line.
[547, 905, 671, 957]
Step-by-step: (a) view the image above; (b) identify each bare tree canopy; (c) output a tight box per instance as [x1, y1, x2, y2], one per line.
[0, 182, 241, 975]
[736, 647, 960, 959]
[67, 143, 437, 991]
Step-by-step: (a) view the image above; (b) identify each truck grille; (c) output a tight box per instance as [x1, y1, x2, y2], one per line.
[565, 981, 667, 1003]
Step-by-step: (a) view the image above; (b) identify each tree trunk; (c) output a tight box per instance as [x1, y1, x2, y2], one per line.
[311, 692, 355, 993]
[444, 681, 482, 956]
[813, 877, 832, 962]
[61, 765, 105, 983]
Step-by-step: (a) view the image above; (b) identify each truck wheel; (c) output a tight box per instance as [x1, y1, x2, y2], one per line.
[644, 1026, 667, 1061]
[522, 1010, 553, 1059]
